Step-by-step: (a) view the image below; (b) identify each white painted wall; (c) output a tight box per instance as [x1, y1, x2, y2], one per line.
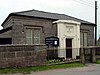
[53, 20, 80, 59]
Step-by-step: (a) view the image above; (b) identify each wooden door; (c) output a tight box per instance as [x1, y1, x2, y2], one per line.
[66, 39, 72, 58]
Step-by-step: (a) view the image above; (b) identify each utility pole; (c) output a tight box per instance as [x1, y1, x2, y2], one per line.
[95, 0, 97, 45]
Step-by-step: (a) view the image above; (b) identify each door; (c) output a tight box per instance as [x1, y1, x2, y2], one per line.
[66, 39, 72, 58]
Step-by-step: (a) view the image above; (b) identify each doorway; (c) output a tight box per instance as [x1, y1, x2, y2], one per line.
[66, 39, 72, 58]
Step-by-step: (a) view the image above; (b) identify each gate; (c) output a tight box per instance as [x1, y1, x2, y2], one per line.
[84, 48, 92, 63]
[80, 47, 96, 64]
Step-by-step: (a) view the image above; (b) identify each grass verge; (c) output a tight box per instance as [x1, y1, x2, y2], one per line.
[0, 62, 85, 74]
[96, 60, 100, 64]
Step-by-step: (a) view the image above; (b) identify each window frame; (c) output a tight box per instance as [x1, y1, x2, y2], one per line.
[25, 27, 42, 45]
[80, 30, 89, 47]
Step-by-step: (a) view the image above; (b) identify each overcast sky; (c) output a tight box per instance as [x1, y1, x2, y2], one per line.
[0, 0, 100, 39]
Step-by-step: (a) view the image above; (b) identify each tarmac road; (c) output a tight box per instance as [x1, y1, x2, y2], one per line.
[1, 64, 100, 75]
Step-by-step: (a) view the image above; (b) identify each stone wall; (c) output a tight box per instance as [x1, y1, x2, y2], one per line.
[0, 44, 46, 68]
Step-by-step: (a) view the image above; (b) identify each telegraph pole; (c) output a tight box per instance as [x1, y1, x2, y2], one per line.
[95, 0, 97, 45]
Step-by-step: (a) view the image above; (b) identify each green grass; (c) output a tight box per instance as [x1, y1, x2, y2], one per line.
[0, 62, 85, 74]
[96, 60, 100, 64]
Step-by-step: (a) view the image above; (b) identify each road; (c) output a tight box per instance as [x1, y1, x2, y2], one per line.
[1, 64, 100, 75]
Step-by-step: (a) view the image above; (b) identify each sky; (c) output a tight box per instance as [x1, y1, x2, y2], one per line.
[0, 0, 100, 39]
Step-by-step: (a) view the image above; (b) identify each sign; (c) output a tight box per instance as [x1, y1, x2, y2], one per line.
[45, 36, 59, 47]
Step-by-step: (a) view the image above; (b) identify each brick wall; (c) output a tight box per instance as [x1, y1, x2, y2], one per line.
[0, 44, 46, 68]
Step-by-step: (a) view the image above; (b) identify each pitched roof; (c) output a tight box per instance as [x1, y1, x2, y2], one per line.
[14, 9, 94, 24]
[2, 9, 95, 26]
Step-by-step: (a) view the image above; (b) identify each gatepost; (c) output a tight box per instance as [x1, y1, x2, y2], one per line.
[92, 48, 96, 63]
[80, 48, 85, 64]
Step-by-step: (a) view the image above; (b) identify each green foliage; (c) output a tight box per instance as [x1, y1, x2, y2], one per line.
[96, 52, 100, 55]
[0, 63, 84, 74]
[96, 60, 100, 64]
[47, 59, 61, 64]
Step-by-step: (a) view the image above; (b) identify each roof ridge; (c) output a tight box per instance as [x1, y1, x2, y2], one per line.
[13, 9, 94, 24]
[13, 9, 66, 16]
[12, 9, 35, 13]
[1, 9, 95, 27]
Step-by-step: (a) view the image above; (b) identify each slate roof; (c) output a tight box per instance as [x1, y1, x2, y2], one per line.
[2, 9, 95, 26]
[14, 9, 94, 24]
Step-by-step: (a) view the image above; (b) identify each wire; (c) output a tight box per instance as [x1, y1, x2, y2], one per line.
[80, 0, 94, 5]
[72, 0, 94, 8]
[72, 0, 87, 5]
[97, 7, 100, 13]
[98, 5, 100, 9]
[98, 11, 100, 15]
[71, 0, 100, 21]
[98, 0, 100, 3]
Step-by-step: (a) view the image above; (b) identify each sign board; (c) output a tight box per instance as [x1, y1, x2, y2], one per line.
[45, 37, 59, 47]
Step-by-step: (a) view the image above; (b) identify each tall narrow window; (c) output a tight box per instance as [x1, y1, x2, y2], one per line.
[26, 29, 33, 44]
[84, 32, 88, 46]
[26, 28, 41, 44]
[80, 32, 84, 46]
[80, 32, 88, 47]
[33, 29, 40, 44]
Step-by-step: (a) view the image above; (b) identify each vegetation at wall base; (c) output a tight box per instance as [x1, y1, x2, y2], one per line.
[96, 60, 100, 64]
[0, 62, 85, 74]
[47, 59, 61, 64]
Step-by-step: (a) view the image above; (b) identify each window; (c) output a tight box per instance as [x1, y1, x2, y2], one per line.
[80, 32, 84, 46]
[80, 32, 88, 47]
[26, 29, 33, 44]
[84, 32, 88, 46]
[26, 28, 41, 44]
[33, 29, 40, 44]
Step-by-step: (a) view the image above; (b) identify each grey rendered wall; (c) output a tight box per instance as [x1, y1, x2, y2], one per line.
[80, 24, 95, 46]
[0, 30, 11, 38]
[2, 15, 95, 46]
[12, 16, 57, 44]
[12, 22, 26, 44]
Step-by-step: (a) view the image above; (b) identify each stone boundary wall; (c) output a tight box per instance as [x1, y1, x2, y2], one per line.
[0, 44, 46, 68]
